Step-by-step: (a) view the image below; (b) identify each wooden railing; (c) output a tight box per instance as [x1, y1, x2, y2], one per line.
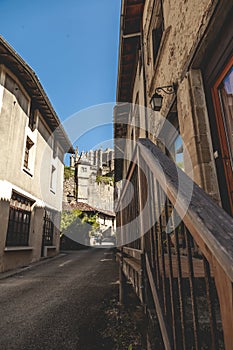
[117, 247, 144, 304]
[116, 138, 233, 350]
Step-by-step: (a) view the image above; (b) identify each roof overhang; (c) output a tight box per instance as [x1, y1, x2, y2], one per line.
[0, 36, 74, 154]
[117, 0, 145, 103]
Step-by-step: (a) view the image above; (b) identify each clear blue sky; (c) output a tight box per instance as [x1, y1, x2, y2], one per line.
[0, 0, 121, 154]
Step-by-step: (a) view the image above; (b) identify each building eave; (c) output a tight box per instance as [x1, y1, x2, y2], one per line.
[116, 0, 145, 103]
[0, 35, 74, 154]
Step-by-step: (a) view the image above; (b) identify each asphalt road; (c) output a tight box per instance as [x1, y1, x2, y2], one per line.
[0, 249, 118, 350]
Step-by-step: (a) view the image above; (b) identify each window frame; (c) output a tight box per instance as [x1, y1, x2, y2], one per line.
[50, 165, 56, 193]
[146, 0, 164, 67]
[151, 20, 163, 66]
[24, 137, 34, 170]
[29, 108, 36, 131]
[42, 210, 54, 246]
[53, 139, 58, 159]
[5, 192, 34, 247]
[211, 55, 233, 213]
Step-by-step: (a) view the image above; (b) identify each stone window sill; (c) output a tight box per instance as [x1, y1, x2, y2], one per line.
[44, 246, 56, 249]
[4, 246, 33, 252]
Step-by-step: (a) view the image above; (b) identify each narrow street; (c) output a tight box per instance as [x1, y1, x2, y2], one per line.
[0, 249, 119, 350]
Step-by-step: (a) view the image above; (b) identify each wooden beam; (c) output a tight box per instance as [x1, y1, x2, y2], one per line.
[213, 257, 233, 350]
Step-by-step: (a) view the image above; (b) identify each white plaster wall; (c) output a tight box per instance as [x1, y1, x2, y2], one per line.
[0, 69, 64, 211]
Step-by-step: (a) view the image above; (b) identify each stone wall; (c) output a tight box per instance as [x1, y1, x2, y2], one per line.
[88, 180, 114, 212]
[123, 0, 222, 202]
[63, 170, 114, 212]
[177, 69, 220, 202]
[63, 177, 76, 203]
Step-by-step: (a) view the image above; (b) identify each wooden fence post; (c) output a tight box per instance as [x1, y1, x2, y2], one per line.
[214, 259, 233, 350]
[119, 249, 126, 306]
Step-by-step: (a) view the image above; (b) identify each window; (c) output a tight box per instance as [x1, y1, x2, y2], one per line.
[29, 108, 35, 131]
[152, 25, 163, 66]
[50, 165, 56, 192]
[217, 65, 233, 168]
[174, 135, 184, 170]
[42, 210, 54, 246]
[212, 56, 233, 213]
[6, 192, 34, 247]
[165, 134, 184, 170]
[81, 167, 87, 173]
[24, 137, 34, 169]
[163, 109, 184, 170]
[53, 140, 57, 159]
[147, 1, 164, 67]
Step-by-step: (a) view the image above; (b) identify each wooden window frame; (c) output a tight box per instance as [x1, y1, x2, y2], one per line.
[211, 55, 233, 213]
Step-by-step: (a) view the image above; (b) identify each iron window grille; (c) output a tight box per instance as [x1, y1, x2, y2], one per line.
[6, 192, 34, 247]
[43, 210, 54, 246]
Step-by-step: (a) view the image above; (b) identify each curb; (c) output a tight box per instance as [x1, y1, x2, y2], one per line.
[0, 252, 67, 281]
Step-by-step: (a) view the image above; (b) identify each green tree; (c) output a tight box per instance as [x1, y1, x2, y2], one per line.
[60, 209, 100, 239]
[64, 166, 75, 180]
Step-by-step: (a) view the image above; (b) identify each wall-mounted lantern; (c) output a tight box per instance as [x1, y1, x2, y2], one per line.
[150, 83, 177, 111]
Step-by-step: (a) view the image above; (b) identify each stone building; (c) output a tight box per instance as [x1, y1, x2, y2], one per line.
[0, 36, 73, 272]
[75, 154, 96, 203]
[115, 0, 232, 214]
[64, 148, 114, 211]
[62, 151, 116, 246]
[70, 147, 114, 174]
[115, 1, 233, 349]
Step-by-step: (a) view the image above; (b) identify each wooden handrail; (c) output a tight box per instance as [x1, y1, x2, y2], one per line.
[123, 247, 143, 260]
[138, 138, 233, 282]
[116, 138, 233, 349]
